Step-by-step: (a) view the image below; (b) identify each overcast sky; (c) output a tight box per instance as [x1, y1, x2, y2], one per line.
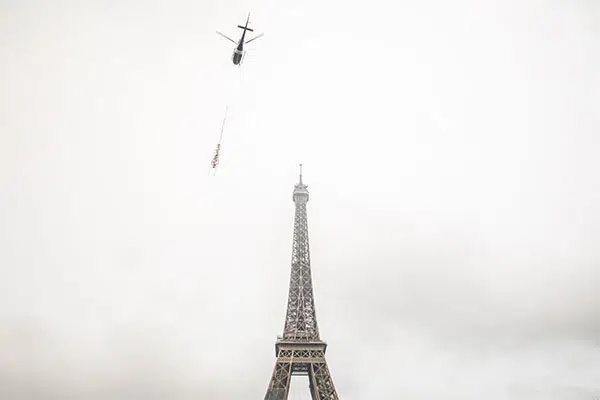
[1, 0, 599, 398]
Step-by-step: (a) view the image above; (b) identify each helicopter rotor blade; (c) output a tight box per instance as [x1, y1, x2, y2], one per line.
[216, 31, 236, 44]
[245, 33, 263, 44]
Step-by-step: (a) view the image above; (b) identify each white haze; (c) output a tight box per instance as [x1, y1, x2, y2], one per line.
[0, 0, 599, 398]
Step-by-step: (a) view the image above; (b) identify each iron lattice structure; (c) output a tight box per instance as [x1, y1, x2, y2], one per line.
[264, 166, 339, 400]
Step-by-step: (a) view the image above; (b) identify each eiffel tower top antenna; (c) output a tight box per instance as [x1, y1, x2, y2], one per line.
[293, 164, 309, 203]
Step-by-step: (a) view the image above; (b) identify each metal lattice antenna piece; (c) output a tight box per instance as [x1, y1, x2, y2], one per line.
[264, 166, 339, 400]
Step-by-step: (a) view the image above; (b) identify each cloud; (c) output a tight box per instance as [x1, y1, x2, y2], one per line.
[1, 0, 599, 398]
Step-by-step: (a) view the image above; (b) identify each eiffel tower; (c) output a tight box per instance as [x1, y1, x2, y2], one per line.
[264, 165, 339, 399]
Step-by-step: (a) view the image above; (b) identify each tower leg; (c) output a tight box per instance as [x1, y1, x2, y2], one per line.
[264, 360, 292, 400]
[310, 361, 339, 400]
[264, 358, 338, 400]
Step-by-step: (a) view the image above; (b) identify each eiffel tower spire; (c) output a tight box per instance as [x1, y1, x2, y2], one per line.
[264, 165, 339, 399]
[284, 163, 319, 340]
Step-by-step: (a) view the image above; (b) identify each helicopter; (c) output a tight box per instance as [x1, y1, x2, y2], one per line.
[216, 13, 263, 66]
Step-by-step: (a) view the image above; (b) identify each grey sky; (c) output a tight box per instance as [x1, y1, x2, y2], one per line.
[1, 0, 599, 398]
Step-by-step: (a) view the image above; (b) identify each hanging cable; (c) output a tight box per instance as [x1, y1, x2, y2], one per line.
[208, 105, 229, 176]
